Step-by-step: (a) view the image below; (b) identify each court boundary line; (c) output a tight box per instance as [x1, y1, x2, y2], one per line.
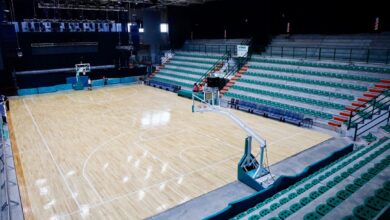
[81, 128, 187, 204]
[64, 84, 140, 105]
[63, 126, 325, 218]
[22, 99, 82, 209]
[15, 86, 331, 219]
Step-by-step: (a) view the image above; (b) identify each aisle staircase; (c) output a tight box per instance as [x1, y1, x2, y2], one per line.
[328, 80, 390, 128]
[197, 54, 229, 87]
[220, 65, 249, 95]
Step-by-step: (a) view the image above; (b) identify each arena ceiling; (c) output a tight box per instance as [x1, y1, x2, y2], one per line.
[37, 0, 217, 10]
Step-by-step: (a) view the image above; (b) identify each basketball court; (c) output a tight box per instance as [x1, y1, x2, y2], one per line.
[8, 84, 331, 219]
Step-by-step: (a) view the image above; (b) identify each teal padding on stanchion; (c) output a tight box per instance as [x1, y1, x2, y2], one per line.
[108, 78, 121, 85]
[55, 84, 73, 91]
[18, 88, 38, 96]
[92, 79, 104, 87]
[120, 77, 136, 84]
[67, 76, 89, 86]
[38, 86, 57, 94]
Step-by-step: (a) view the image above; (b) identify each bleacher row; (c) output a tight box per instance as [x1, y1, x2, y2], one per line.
[208, 138, 390, 220]
[150, 39, 389, 128]
[237, 79, 354, 101]
[249, 59, 382, 83]
[228, 98, 306, 126]
[151, 51, 224, 90]
[225, 93, 333, 120]
[224, 56, 389, 123]
[251, 57, 390, 74]
[263, 34, 390, 64]
[148, 79, 181, 92]
[243, 71, 368, 91]
[230, 85, 345, 111]
[17, 76, 137, 96]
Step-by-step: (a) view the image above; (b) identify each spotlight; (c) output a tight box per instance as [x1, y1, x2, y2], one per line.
[17, 48, 23, 58]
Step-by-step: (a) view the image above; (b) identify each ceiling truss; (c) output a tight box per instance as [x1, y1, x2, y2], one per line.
[37, 0, 215, 11]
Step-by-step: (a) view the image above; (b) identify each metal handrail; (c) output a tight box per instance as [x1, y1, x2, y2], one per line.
[31, 42, 98, 47]
[266, 46, 390, 64]
[223, 39, 253, 79]
[223, 52, 249, 79]
[347, 89, 390, 129]
[182, 43, 237, 54]
[354, 110, 390, 141]
[196, 52, 230, 85]
[351, 99, 390, 127]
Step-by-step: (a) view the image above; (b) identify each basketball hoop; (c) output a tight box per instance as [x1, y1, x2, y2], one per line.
[76, 63, 91, 75]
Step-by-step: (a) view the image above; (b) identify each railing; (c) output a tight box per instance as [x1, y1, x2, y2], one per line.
[196, 52, 230, 85]
[353, 110, 390, 141]
[223, 52, 250, 80]
[1, 104, 10, 220]
[0, 102, 22, 220]
[31, 42, 98, 47]
[265, 46, 390, 64]
[181, 44, 237, 54]
[347, 89, 390, 130]
[223, 39, 253, 79]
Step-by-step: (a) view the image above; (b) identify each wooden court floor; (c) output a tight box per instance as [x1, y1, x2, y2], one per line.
[9, 84, 331, 219]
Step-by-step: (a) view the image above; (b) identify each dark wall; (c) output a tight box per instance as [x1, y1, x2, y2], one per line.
[0, 24, 18, 94]
[143, 9, 161, 63]
[270, 0, 390, 34]
[167, 0, 271, 48]
[167, 0, 390, 48]
[167, 6, 192, 49]
[15, 32, 120, 71]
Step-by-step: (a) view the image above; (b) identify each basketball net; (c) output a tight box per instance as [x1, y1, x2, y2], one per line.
[192, 90, 221, 113]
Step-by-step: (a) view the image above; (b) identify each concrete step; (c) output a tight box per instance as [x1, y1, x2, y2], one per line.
[328, 120, 342, 127]
[333, 115, 349, 122]
[346, 106, 359, 112]
[352, 101, 366, 107]
[363, 92, 380, 98]
[380, 79, 390, 84]
[375, 83, 390, 89]
[340, 110, 353, 117]
[357, 97, 373, 103]
[369, 87, 386, 93]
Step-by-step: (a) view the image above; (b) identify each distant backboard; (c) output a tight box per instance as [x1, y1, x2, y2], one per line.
[75, 63, 91, 74]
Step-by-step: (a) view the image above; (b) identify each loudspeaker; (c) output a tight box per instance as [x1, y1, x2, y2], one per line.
[207, 77, 221, 88]
[207, 77, 228, 90]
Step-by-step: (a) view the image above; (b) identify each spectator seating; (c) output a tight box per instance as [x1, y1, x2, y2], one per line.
[262, 33, 390, 64]
[229, 98, 305, 126]
[148, 80, 181, 92]
[206, 137, 390, 220]
[151, 51, 224, 91]
[223, 54, 389, 125]
[250, 56, 390, 74]
[182, 38, 249, 54]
